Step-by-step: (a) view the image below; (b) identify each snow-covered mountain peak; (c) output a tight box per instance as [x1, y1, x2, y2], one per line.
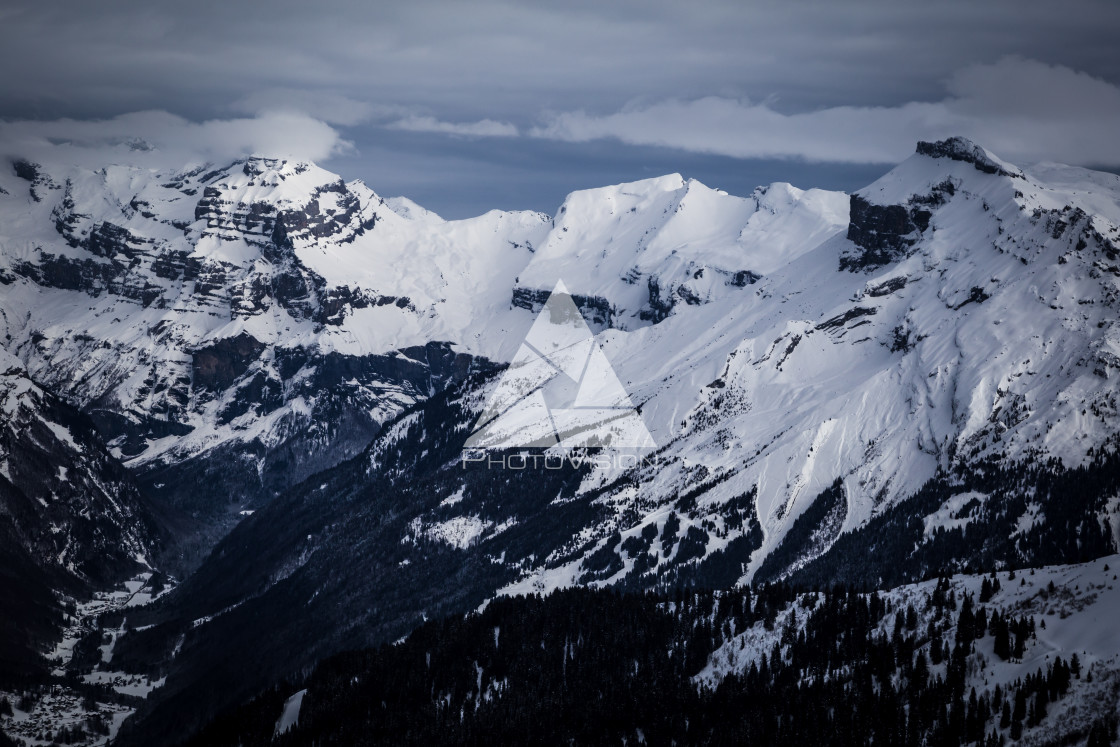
[196, 156, 347, 201]
[840, 135, 1120, 277]
[917, 136, 1024, 178]
[384, 195, 445, 223]
[476, 140, 1120, 595]
[856, 138, 1022, 210]
[514, 173, 848, 330]
[2, 140, 1118, 600]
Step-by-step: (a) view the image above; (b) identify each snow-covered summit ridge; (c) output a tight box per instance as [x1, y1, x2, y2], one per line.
[917, 136, 1025, 179]
[489, 138, 1120, 592]
[1, 138, 1118, 565]
[0, 150, 832, 525]
[514, 173, 848, 330]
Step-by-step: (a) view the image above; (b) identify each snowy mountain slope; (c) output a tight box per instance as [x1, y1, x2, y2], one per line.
[221, 137, 1120, 601]
[0, 151, 844, 564]
[699, 556, 1120, 746]
[177, 556, 1120, 747]
[115, 320, 1120, 747]
[514, 175, 848, 327]
[0, 349, 162, 683]
[497, 137, 1120, 593]
[0, 156, 543, 549]
[3, 138, 1120, 744]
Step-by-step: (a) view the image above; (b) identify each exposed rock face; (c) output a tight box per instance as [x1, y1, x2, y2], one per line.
[866, 276, 908, 297]
[319, 286, 413, 326]
[839, 138, 1032, 273]
[639, 270, 756, 323]
[841, 195, 932, 271]
[815, 305, 878, 331]
[11, 158, 40, 182]
[642, 276, 676, 323]
[10, 158, 60, 202]
[14, 253, 118, 294]
[916, 137, 1023, 178]
[191, 333, 268, 392]
[17, 158, 386, 331]
[512, 286, 614, 328]
[730, 270, 762, 287]
[85, 221, 150, 259]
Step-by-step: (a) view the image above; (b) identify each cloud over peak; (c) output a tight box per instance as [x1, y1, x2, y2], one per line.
[387, 115, 519, 138]
[0, 110, 349, 171]
[530, 58, 1120, 167]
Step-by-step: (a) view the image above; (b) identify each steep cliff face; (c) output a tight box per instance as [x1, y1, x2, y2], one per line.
[842, 193, 933, 270]
[840, 138, 1025, 272]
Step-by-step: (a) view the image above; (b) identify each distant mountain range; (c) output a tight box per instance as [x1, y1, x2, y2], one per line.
[0, 137, 1118, 745]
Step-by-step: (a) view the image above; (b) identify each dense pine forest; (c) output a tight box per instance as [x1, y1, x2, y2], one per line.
[187, 580, 1119, 746]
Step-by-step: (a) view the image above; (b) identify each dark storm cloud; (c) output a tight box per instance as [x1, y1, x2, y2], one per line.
[531, 58, 1120, 166]
[4, 0, 1118, 121]
[1, 0, 1118, 215]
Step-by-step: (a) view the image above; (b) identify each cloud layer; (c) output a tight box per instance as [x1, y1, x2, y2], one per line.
[531, 59, 1120, 166]
[1, 1, 1117, 215]
[2, 0, 1117, 126]
[4, 56, 1118, 195]
[0, 111, 347, 171]
[387, 116, 519, 138]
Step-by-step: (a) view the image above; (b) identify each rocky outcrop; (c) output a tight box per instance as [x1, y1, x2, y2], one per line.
[512, 286, 614, 328]
[841, 195, 932, 272]
[641, 272, 743, 322]
[730, 270, 762, 287]
[11, 158, 40, 182]
[13, 253, 117, 294]
[916, 137, 1023, 178]
[840, 173, 968, 272]
[816, 305, 878, 331]
[85, 221, 150, 260]
[11, 158, 60, 202]
[191, 333, 268, 392]
[867, 276, 908, 297]
[319, 286, 414, 326]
